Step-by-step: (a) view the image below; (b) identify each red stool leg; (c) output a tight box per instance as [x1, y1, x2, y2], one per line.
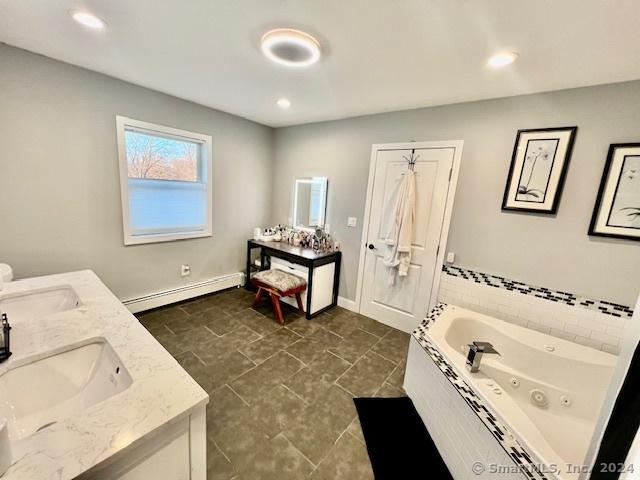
[270, 293, 284, 325]
[253, 287, 265, 308]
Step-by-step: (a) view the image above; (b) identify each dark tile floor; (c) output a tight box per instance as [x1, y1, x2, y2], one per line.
[136, 287, 410, 480]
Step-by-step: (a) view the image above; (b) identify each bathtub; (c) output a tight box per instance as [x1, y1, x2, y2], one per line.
[407, 304, 617, 479]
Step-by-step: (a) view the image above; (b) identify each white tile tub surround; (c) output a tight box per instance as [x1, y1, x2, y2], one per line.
[406, 304, 617, 480]
[438, 267, 632, 354]
[405, 337, 534, 480]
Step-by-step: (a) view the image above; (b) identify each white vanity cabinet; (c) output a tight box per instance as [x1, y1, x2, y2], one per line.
[81, 406, 206, 480]
[0, 270, 209, 480]
[270, 257, 336, 315]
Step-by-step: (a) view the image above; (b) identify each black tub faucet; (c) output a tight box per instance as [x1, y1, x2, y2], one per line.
[0, 313, 11, 362]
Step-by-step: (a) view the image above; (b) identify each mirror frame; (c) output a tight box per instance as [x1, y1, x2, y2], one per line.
[292, 177, 328, 231]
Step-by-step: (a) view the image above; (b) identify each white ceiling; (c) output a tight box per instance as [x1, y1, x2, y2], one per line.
[1, 0, 639, 127]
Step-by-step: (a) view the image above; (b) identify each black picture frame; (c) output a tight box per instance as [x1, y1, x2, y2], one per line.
[589, 143, 640, 242]
[502, 126, 577, 214]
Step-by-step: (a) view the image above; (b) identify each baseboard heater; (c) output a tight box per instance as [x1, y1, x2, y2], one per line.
[123, 272, 245, 314]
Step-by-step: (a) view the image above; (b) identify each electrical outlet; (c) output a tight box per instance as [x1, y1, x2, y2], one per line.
[324, 224, 331, 234]
[181, 264, 191, 277]
[347, 217, 357, 228]
[446, 252, 455, 264]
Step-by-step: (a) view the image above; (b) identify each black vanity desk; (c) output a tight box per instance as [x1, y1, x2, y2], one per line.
[245, 239, 342, 319]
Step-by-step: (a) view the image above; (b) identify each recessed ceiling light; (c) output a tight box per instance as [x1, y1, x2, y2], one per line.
[261, 29, 321, 67]
[277, 98, 291, 109]
[72, 11, 106, 30]
[488, 52, 519, 68]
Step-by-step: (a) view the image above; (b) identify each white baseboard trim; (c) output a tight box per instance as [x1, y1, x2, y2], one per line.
[337, 296, 358, 313]
[123, 272, 244, 314]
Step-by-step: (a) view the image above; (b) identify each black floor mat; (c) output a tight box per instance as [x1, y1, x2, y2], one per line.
[354, 397, 453, 480]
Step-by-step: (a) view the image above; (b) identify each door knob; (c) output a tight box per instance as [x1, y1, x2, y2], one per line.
[368, 243, 376, 250]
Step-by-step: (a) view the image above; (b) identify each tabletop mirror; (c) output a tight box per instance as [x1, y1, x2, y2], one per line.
[293, 177, 328, 230]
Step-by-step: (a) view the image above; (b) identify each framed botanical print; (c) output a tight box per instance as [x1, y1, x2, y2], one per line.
[502, 127, 577, 213]
[589, 143, 640, 241]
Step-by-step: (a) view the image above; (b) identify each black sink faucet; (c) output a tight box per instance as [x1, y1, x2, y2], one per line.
[0, 313, 11, 362]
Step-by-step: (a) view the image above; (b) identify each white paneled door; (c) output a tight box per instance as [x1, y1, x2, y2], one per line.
[358, 143, 460, 333]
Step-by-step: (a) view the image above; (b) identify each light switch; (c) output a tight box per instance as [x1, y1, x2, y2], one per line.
[347, 217, 357, 228]
[446, 252, 455, 263]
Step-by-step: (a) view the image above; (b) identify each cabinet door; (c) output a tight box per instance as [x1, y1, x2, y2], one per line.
[309, 263, 335, 314]
[117, 431, 190, 480]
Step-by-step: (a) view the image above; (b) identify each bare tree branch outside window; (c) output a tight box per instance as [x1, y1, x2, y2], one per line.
[126, 130, 199, 182]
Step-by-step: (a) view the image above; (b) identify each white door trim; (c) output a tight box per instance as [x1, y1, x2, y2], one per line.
[354, 140, 464, 315]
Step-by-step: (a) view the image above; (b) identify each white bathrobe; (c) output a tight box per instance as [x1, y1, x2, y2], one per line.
[383, 169, 416, 285]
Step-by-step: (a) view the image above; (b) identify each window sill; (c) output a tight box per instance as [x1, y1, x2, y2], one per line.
[124, 230, 212, 246]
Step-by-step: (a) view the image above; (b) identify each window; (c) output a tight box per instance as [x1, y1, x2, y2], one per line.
[116, 116, 212, 245]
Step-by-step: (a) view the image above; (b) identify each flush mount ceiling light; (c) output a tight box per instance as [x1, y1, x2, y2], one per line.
[277, 98, 291, 109]
[488, 52, 519, 68]
[261, 29, 321, 67]
[71, 11, 106, 29]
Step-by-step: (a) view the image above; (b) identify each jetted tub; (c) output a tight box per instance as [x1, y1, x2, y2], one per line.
[413, 305, 617, 479]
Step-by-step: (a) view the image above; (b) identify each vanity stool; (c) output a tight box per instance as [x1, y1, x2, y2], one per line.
[251, 269, 307, 324]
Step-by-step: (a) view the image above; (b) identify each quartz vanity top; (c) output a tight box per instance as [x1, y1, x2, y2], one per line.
[0, 270, 209, 479]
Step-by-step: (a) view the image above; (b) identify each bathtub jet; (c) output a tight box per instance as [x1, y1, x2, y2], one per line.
[405, 304, 617, 480]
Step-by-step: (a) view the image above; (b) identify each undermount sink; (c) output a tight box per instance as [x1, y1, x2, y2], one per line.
[0, 339, 132, 441]
[0, 285, 81, 323]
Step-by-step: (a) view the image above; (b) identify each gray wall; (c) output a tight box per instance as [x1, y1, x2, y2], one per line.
[273, 81, 640, 305]
[0, 44, 274, 300]
[2, 42, 638, 306]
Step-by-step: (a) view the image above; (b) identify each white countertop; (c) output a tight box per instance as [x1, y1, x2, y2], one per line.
[0, 270, 209, 479]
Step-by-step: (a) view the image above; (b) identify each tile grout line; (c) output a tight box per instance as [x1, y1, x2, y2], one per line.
[347, 421, 366, 446]
[332, 344, 375, 385]
[149, 290, 409, 478]
[191, 351, 207, 365]
[203, 324, 223, 338]
[333, 381, 357, 398]
[320, 330, 345, 341]
[226, 383, 251, 407]
[384, 361, 404, 390]
[281, 432, 318, 470]
[281, 383, 309, 406]
[334, 344, 404, 397]
[324, 349, 349, 363]
[250, 343, 306, 367]
[158, 325, 174, 336]
[210, 437, 232, 464]
[333, 363, 353, 387]
[236, 349, 257, 366]
[284, 349, 310, 367]
[305, 421, 353, 477]
[378, 358, 400, 387]
[368, 348, 398, 366]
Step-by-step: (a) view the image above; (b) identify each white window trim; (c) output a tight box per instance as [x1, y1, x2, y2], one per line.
[116, 115, 213, 246]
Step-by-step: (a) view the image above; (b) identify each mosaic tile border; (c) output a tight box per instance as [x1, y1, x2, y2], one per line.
[443, 265, 634, 319]
[414, 304, 549, 480]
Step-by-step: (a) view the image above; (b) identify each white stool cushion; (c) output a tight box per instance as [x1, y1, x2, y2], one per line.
[253, 269, 307, 292]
